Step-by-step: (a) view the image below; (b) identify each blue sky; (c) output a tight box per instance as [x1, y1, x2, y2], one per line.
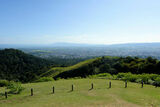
[0, 0, 160, 44]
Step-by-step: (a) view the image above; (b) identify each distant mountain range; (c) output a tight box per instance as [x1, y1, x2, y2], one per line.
[110, 42, 160, 47]
[1, 42, 160, 48]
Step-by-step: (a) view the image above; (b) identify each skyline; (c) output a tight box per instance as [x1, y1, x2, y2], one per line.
[0, 0, 160, 44]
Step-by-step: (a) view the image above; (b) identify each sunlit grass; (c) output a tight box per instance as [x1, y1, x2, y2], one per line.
[41, 58, 100, 77]
[0, 79, 160, 107]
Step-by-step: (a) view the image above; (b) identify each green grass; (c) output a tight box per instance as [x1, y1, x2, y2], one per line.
[41, 58, 100, 77]
[0, 79, 160, 107]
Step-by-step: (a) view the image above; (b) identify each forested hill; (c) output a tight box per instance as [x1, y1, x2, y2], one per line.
[42, 56, 160, 79]
[1, 49, 160, 82]
[0, 49, 54, 82]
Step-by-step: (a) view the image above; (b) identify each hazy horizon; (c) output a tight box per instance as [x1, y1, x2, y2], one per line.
[0, 0, 160, 44]
[1, 41, 160, 45]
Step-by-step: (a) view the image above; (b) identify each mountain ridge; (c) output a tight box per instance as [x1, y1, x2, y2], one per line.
[1, 42, 160, 48]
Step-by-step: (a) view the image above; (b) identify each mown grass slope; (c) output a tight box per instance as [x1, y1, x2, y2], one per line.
[0, 79, 160, 107]
[41, 57, 101, 78]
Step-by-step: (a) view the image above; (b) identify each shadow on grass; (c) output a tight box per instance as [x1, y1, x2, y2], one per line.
[88, 88, 93, 91]
[67, 90, 73, 93]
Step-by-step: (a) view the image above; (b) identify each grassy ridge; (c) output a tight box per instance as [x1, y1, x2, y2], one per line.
[42, 56, 160, 80]
[0, 79, 160, 107]
[41, 58, 100, 78]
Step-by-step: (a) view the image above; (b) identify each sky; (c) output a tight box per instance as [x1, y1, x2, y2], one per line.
[0, 0, 160, 45]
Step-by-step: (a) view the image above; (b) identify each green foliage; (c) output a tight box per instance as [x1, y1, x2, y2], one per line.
[1, 49, 160, 83]
[87, 72, 160, 87]
[56, 77, 62, 80]
[88, 73, 113, 79]
[139, 74, 150, 84]
[35, 77, 54, 82]
[116, 73, 160, 86]
[112, 75, 118, 80]
[153, 77, 160, 87]
[148, 79, 154, 85]
[41, 57, 102, 78]
[0, 49, 54, 82]
[7, 81, 25, 94]
[0, 80, 9, 87]
[135, 78, 142, 83]
[117, 73, 138, 82]
[45, 56, 160, 80]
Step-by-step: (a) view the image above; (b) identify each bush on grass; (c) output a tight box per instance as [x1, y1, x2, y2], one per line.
[35, 77, 54, 82]
[0, 80, 9, 87]
[153, 77, 160, 87]
[7, 81, 24, 94]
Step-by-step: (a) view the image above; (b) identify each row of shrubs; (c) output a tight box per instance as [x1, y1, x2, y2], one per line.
[89, 73, 160, 87]
[1, 73, 159, 95]
[116, 73, 160, 86]
[34, 77, 54, 82]
[0, 80, 24, 94]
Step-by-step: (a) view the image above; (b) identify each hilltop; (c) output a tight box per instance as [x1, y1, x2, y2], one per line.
[0, 79, 160, 107]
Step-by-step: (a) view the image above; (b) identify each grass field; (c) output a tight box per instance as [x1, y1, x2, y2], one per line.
[0, 79, 160, 107]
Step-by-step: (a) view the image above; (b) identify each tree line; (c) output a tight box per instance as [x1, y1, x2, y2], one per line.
[54, 56, 160, 79]
[1, 49, 160, 82]
[0, 49, 54, 82]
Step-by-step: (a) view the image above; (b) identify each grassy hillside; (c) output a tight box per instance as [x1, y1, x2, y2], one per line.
[1, 49, 160, 83]
[0, 79, 160, 107]
[41, 57, 101, 78]
[42, 56, 160, 79]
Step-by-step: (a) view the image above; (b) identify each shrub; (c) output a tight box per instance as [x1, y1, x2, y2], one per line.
[139, 74, 150, 84]
[116, 73, 138, 82]
[153, 77, 160, 87]
[116, 73, 127, 79]
[0, 80, 9, 87]
[7, 81, 24, 94]
[35, 77, 54, 82]
[126, 75, 138, 82]
[135, 78, 142, 83]
[70, 77, 82, 79]
[112, 75, 118, 80]
[97, 73, 112, 79]
[148, 74, 159, 80]
[56, 77, 62, 80]
[116, 73, 159, 84]
[88, 73, 113, 79]
[148, 79, 154, 85]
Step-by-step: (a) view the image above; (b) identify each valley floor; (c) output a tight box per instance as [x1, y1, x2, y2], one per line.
[0, 79, 160, 107]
